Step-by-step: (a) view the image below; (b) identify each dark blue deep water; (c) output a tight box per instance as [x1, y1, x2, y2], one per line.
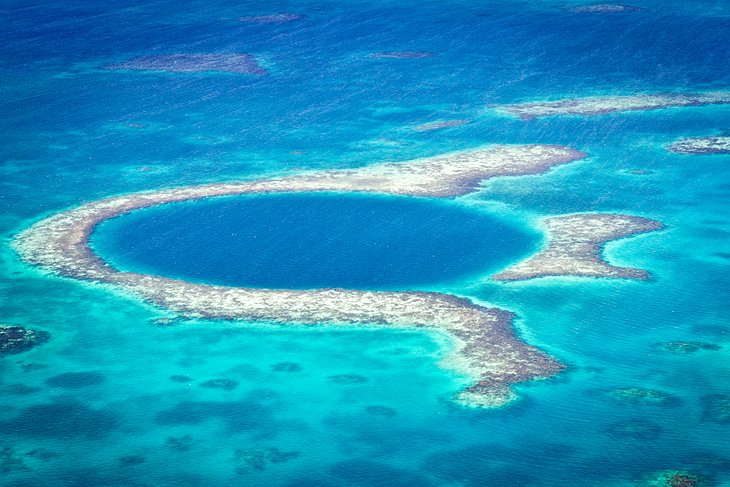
[92, 193, 537, 289]
[2, 0, 730, 486]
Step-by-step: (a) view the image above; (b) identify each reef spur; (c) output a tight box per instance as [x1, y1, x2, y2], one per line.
[12, 144, 653, 407]
[494, 91, 730, 120]
[494, 213, 663, 281]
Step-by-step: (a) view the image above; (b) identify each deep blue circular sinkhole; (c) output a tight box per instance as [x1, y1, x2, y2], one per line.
[91, 192, 538, 290]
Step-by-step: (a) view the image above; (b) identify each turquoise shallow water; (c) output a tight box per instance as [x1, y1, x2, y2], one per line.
[2, 0, 730, 486]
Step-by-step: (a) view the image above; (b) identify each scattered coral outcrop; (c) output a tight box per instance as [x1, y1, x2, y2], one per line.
[668, 136, 730, 155]
[495, 92, 730, 119]
[105, 54, 267, 75]
[0, 326, 49, 356]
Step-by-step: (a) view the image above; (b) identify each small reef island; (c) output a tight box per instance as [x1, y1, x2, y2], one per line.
[13, 144, 662, 407]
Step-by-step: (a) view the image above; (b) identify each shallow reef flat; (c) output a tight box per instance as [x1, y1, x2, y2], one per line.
[603, 387, 680, 407]
[412, 119, 471, 132]
[104, 54, 267, 75]
[569, 4, 645, 13]
[656, 341, 722, 354]
[646, 470, 706, 487]
[12, 144, 659, 406]
[493, 214, 663, 281]
[238, 13, 304, 24]
[495, 91, 730, 120]
[369, 51, 434, 59]
[667, 136, 730, 155]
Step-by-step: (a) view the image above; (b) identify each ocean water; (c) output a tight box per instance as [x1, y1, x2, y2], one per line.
[1, 0, 730, 486]
[91, 192, 538, 289]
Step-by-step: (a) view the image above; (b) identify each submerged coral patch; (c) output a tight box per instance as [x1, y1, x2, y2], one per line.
[646, 470, 707, 487]
[271, 362, 302, 372]
[603, 387, 681, 407]
[165, 435, 195, 452]
[155, 399, 272, 431]
[232, 447, 299, 474]
[413, 119, 471, 132]
[369, 51, 434, 59]
[0, 446, 29, 474]
[365, 405, 397, 417]
[700, 394, 730, 424]
[45, 371, 105, 389]
[0, 402, 118, 439]
[199, 379, 238, 391]
[656, 342, 722, 354]
[605, 419, 663, 440]
[668, 136, 730, 155]
[569, 4, 645, 13]
[119, 455, 145, 466]
[0, 326, 49, 356]
[169, 375, 193, 383]
[495, 91, 730, 119]
[104, 54, 267, 75]
[328, 374, 368, 384]
[3, 384, 42, 396]
[239, 13, 304, 24]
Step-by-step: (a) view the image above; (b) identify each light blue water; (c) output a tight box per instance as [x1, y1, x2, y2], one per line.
[1, 0, 730, 486]
[91, 193, 538, 290]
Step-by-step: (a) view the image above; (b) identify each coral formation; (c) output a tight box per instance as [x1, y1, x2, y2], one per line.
[0, 326, 49, 356]
[496, 92, 730, 119]
[668, 136, 730, 155]
[105, 54, 267, 75]
[493, 214, 663, 281]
